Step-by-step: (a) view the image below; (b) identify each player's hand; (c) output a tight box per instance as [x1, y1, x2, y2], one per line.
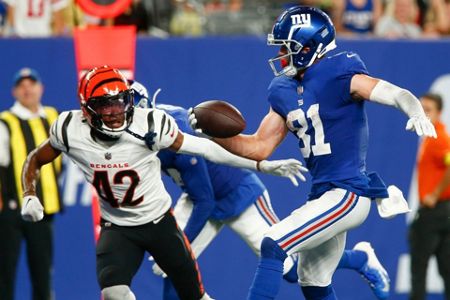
[21, 195, 44, 222]
[405, 115, 437, 138]
[187, 107, 212, 139]
[258, 159, 308, 186]
[148, 257, 167, 278]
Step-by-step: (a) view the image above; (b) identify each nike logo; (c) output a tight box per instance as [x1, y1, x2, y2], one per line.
[346, 53, 357, 58]
[153, 214, 165, 224]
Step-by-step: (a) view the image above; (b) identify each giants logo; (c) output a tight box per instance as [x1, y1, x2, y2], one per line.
[291, 14, 311, 27]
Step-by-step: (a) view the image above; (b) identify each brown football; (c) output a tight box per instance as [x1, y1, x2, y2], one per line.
[193, 100, 246, 138]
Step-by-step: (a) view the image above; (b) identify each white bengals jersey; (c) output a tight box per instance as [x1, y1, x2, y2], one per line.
[49, 108, 179, 226]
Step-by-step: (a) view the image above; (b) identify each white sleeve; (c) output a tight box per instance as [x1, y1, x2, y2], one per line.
[0, 122, 10, 167]
[49, 112, 71, 152]
[369, 80, 425, 118]
[178, 133, 258, 171]
[151, 109, 179, 150]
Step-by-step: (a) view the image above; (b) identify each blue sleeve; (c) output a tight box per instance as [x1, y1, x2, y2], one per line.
[173, 153, 215, 243]
[267, 76, 299, 119]
[336, 52, 369, 103]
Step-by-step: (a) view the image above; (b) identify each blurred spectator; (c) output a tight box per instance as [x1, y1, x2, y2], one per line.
[142, 0, 175, 34]
[409, 93, 450, 300]
[0, 68, 62, 300]
[422, 0, 448, 36]
[332, 0, 382, 35]
[375, 0, 422, 38]
[228, 0, 242, 12]
[59, 0, 103, 34]
[109, 0, 150, 34]
[204, 0, 226, 13]
[170, 0, 203, 36]
[4, 0, 67, 37]
[0, 0, 6, 35]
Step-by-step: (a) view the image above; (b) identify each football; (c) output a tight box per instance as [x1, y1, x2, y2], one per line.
[193, 100, 246, 138]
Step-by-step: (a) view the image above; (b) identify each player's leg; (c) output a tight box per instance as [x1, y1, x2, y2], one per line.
[408, 209, 441, 300]
[435, 219, 450, 299]
[172, 193, 224, 257]
[347, 242, 390, 299]
[0, 211, 23, 300]
[225, 190, 298, 283]
[299, 232, 347, 300]
[24, 217, 53, 300]
[247, 189, 371, 300]
[96, 222, 143, 300]
[148, 210, 206, 300]
[162, 194, 223, 300]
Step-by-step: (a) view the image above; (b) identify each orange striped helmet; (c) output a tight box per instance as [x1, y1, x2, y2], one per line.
[78, 66, 134, 139]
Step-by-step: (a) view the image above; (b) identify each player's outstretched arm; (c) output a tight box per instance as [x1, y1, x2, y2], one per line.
[21, 140, 61, 222]
[169, 131, 306, 186]
[350, 74, 437, 138]
[145, 109, 305, 184]
[190, 109, 288, 161]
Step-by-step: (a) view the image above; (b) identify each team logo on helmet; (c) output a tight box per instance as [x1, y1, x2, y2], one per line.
[268, 6, 336, 77]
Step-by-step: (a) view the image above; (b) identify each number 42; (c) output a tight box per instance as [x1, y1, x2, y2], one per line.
[287, 104, 331, 158]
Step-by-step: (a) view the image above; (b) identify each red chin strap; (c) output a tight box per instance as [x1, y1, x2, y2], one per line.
[280, 58, 289, 68]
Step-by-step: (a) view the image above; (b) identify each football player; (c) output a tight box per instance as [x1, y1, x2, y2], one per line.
[20, 66, 307, 300]
[130, 82, 390, 300]
[189, 6, 437, 300]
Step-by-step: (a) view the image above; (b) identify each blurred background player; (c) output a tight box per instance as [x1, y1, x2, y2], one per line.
[332, 0, 382, 36]
[3, 0, 67, 37]
[409, 93, 450, 300]
[189, 5, 436, 300]
[131, 81, 391, 300]
[20, 66, 306, 300]
[0, 68, 61, 300]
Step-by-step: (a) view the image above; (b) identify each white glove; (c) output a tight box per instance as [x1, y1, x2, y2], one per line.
[187, 107, 212, 139]
[258, 159, 308, 186]
[148, 256, 167, 278]
[21, 195, 44, 222]
[405, 115, 437, 138]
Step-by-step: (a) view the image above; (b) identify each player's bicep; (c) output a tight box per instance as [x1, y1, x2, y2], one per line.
[33, 139, 62, 166]
[350, 74, 380, 101]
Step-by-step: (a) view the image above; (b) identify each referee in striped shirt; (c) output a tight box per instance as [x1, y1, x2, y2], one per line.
[0, 68, 62, 300]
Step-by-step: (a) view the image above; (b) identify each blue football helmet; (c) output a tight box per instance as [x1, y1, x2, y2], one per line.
[268, 6, 336, 77]
[128, 80, 159, 109]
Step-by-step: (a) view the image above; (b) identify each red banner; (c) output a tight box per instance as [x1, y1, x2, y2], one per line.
[74, 26, 136, 80]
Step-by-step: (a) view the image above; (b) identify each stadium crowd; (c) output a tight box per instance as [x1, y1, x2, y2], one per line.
[0, 0, 449, 38]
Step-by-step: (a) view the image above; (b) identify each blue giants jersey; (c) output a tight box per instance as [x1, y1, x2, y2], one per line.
[157, 104, 265, 240]
[268, 51, 388, 199]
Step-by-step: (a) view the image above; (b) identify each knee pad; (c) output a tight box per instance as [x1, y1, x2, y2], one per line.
[261, 237, 287, 261]
[102, 285, 136, 300]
